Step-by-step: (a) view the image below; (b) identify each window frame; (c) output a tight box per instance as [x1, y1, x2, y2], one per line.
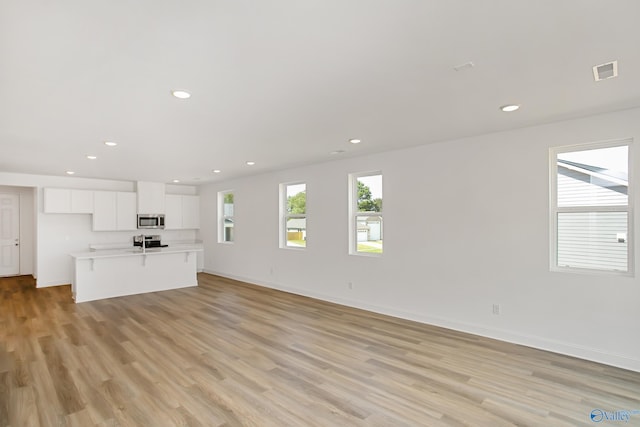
[349, 171, 383, 256]
[280, 182, 307, 249]
[549, 139, 633, 275]
[218, 190, 234, 244]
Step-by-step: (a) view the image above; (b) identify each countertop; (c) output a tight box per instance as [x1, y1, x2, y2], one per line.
[70, 243, 203, 260]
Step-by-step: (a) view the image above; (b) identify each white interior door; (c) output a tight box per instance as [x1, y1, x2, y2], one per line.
[0, 193, 20, 276]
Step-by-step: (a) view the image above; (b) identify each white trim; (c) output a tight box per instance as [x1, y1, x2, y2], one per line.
[278, 183, 286, 248]
[280, 181, 306, 249]
[553, 137, 632, 154]
[349, 171, 383, 256]
[36, 278, 69, 288]
[549, 139, 633, 275]
[627, 140, 635, 275]
[217, 190, 234, 244]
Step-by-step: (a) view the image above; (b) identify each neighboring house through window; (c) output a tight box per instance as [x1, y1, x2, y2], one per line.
[349, 172, 383, 255]
[218, 190, 234, 243]
[281, 182, 306, 248]
[550, 140, 632, 273]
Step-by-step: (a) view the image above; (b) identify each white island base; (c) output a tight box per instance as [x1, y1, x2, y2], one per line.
[70, 246, 202, 303]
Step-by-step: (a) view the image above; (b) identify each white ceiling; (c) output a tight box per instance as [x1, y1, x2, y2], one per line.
[1, 0, 639, 185]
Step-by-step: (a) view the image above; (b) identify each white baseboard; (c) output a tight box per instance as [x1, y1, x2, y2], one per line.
[202, 269, 640, 373]
[36, 279, 70, 288]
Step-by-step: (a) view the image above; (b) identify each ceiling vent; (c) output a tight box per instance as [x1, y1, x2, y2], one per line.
[593, 61, 618, 81]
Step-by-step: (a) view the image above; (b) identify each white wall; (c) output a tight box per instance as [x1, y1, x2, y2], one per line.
[199, 107, 640, 372]
[0, 172, 198, 287]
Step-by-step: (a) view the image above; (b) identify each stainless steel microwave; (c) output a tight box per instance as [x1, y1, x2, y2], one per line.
[137, 214, 165, 229]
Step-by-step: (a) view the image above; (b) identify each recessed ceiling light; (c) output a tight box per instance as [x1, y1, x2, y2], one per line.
[500, 104, 520, 112]
[66, 171, 75, 175]
[86, 155, 97, 160]
[349, 139, 361, 144]
[246, 161, 256, 166]
[172, 90, 191, 99]
[212, 169, 221, 174]
[172, 179, 180, 183]
[104, 141, 117, 147]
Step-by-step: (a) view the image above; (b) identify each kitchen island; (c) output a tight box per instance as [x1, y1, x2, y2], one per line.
[69, 244, 203, 303]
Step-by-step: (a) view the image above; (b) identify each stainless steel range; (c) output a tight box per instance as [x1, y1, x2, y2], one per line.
[133, 234, 168, 249]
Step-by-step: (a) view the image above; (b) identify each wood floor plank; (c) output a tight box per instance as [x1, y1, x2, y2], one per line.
[0, 372, 9, 427]
[68, 367, 116, 424]
[28, 358, 65, 427]
[65, 408, 96, 427]
[37, 335, 85, 415]
[2, 273, 640, 426]
[9, 386, 39, 427]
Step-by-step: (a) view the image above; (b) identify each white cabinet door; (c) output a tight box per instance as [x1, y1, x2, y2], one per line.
[93, 191, 137, 231]
[44, 188, 93, 213]
[182, 195, 200, 229]
[44, 188, 71, 213]
[92, 191, 117, 231]
[137, 181, 165, 214]
[164, 195, 200, 229]
[71, 190, 94, 213]
[116, 192, 137, 230]
[164, 195, 183, 230]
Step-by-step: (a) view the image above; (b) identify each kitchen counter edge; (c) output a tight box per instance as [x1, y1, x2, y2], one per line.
[70, 244, 204, 260]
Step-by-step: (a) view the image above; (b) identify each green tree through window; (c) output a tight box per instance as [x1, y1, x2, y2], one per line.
[287, 191, 306, 214]
[357, 180, 381, 212]
[352, 173, 383, 254]
[283, 183, 306, 248]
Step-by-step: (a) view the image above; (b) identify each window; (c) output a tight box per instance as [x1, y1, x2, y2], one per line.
[550, 140, 632, 273]
[349, 172, 383, 255]
[218, 191, 234, 243]
[281, 183, 306, 248]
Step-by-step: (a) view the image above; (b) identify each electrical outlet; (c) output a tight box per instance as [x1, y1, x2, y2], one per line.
[492, 304, 501, 315]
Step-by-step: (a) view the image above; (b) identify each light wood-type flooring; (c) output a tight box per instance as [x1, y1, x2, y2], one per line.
[1, 273, 639, 426]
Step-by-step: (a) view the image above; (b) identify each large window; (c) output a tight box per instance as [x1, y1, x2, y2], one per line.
[218, 191, 234, 243]
[551, 140, 632, 273]
[281, 183, 306, 248]
[349, 172, 383, 255]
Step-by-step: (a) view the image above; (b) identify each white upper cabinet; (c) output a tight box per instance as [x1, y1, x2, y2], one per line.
[44, 188, 93, 213]
[93, 191, 137, 231]
[43, 184, 196, 232]
[116, 192, 137, 231]
[164, 195, 183, 229]
[44, 188, 71, 213]
[71, 190, 94, 213]
[92, 191, 117, 230]
[137, 181, 165, 214]
[164, 194, 200, 229]
[182, 195, 200, 229]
